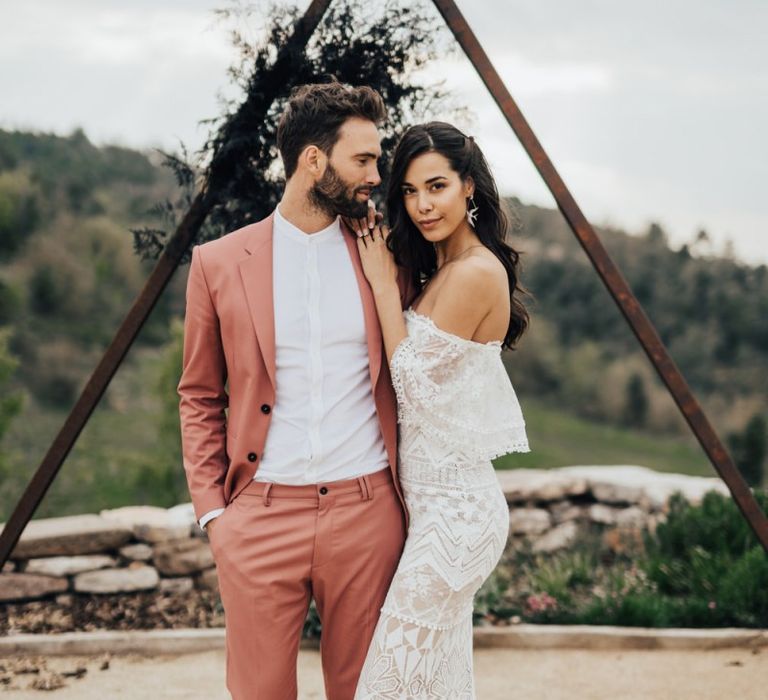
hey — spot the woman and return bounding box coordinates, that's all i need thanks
[347,121,532,699]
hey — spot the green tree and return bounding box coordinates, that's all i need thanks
[0,277,20,325]
[622,372,649,428]
[0,329,24,509]
[727,413,767,487]
[0,173,40,259]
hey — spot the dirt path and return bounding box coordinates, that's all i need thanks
[1,647,764,698]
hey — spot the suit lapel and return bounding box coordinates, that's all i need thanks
[237,210,383,395]
[340,217,383,392]
[238,212,276,391]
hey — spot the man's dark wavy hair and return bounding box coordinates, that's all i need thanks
[276,79,387,179]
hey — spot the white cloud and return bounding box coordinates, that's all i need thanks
[413,53,613,98]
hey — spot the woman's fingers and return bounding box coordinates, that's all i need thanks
[352,218,366,240]
[358,224,370,247]
[344,215,364,237]
[350,215,389,249]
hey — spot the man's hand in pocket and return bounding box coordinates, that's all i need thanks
[205,518,219,538]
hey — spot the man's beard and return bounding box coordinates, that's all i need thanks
[308,161,370,219]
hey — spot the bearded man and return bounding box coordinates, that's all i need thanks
[177,81,413,700]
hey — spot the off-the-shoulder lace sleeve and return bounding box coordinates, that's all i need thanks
[390,312,530,461]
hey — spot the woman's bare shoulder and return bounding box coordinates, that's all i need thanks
[443,250,507,302]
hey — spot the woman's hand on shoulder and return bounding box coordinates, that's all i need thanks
[345,214,399,294]
[429,257,504,341]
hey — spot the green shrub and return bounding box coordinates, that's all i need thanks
[576,590,730,628]
[717,546,768,627]
[728,413,767,488]
[473,568,512,623]
[639,489,768,627]
[524,549,597,608]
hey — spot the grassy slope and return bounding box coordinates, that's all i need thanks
[3,348,718,521]
[493,396,714,477]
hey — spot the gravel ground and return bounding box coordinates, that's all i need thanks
[0,647,765,699]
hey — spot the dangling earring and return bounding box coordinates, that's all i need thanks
[466,194,479,228]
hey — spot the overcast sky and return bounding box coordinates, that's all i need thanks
[1,0,766,265]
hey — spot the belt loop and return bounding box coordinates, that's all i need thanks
[357,476,368,501]
[262,482,273,507]
[363,474,373,501]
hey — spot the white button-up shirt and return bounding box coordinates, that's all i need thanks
[198,204,389,529]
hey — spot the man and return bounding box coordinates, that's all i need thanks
[177,81,413,700]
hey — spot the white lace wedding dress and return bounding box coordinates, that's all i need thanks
[354,308,530,699]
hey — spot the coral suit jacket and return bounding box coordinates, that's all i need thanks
[177,209,414,529]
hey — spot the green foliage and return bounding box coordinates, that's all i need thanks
[727,413,767,487]
[473,568,512,623]
[643,490,767,589]
[0,277,20,325]
[584,490,768,627]
[636,490,768,626]
[479,490,768,628]
[0,329,23,440]
[576,591,722,628]
[718,546,768,626]
[122,320,189,509]
[0,330,24,508]
[0,128,155,216]
[303,600,322,640]
[28,264,62,315]
[154,318,184,472]
[515,204,768,425]
[0,171,40,259]
[622,372,648,428]
[523,549,597,609]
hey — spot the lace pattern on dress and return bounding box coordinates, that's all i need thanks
[390,309,530,464]
[354,309,529,700]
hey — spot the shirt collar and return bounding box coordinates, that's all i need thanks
[275,203,341,244]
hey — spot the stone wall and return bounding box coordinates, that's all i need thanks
[1,465,729,607]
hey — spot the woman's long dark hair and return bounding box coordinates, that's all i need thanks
[386,121,531,350]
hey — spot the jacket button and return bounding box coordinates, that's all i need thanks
[260,404,271,414]
[319,486,328,495]
[247,452,258,462]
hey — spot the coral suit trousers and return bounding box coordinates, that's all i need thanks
[207,465,406,700]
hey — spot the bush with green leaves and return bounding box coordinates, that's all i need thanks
[467,490,768,629]
[639,489,768,627]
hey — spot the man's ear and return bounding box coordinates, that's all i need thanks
[301,145,326,178]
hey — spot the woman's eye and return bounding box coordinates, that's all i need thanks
[402,184,443,195]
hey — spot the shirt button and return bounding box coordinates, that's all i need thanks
[260,404,271,414]
[247,452,258,462]
[319,486,328,495]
